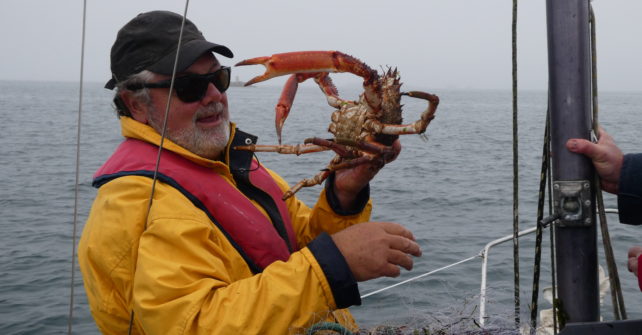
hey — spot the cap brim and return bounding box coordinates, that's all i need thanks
[147,40,234,76]
[105,78,117,89]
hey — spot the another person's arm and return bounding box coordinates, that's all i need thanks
[567,127,642,292]
[566,127,623,194]
[566,127,642,225]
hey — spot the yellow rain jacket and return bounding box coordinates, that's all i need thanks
[78,117,372,334]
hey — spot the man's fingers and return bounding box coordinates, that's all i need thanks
[379,222,416,241]
[389,139,402,162]
[381,263,402,278]
[566,138,600,158]
[628,246,642,258]
[627,246,642,274]
[628,257,637,273]
[597,126,607,141]
[388,235,422,257]
[388,249,414,271]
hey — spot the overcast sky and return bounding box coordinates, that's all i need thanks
[1,0,641,91]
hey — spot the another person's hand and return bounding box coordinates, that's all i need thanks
[331,221,421,281]
[628,246,642,277]
[333,139,402,210]
[566,127,624,194]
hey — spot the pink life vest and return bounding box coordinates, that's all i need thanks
[93,136,298,273]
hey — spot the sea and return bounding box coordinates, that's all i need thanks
[1,80,641,334]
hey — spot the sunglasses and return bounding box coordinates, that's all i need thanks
[127,66,231,102]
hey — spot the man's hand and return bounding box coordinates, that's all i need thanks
[331,221,422,282]
[333,139,402,210]
[566,127,624,194]
[628,246,642,277]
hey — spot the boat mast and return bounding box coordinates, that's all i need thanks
[546,0,599,324]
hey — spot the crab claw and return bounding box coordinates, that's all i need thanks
[275,85,293,144]
[235,51,377,144]
[235,51,378,86]
[274,73,322,144]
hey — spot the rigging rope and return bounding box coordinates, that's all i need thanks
[589,5,627,321]
[529,108,552,334]
[549,171,558,334]
[68,1,87,334]
[511,0,521,328]
[360,255,480,299]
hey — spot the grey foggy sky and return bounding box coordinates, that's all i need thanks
[1,0,641,91]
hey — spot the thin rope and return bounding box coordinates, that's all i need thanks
[589,5,627,321]
[548,138,558,334]
[511,0,520,328]
[360,255,480,299]
[128,2,191,333]
[529,108,551,334]
[68,1,87,334]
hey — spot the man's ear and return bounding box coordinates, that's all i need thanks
[120,91,149,123]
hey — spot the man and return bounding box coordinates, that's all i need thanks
[566,128,642,290]
[78,10,421,335]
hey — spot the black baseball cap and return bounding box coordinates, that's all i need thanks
[105,10,233,89]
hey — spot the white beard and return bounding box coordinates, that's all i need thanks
[147,102,230,160]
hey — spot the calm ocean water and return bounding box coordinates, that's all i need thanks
[1,80,641,334]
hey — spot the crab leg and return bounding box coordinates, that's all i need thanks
[303,137,354,158]
[274,72,340,144]
[365,91,440,136]
[283,169,333,200]
[234,143,330,155]
[329,154,384,171]
[336,137,398,163]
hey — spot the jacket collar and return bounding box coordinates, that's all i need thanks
[119,116,246,172]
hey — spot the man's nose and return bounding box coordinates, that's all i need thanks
[201,82,223,104]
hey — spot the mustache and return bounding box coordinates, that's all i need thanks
[195,102,225,119]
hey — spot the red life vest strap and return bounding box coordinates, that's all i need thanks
[94,136,297,273]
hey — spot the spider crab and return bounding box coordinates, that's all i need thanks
[235,51,439,199]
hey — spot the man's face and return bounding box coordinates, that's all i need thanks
[145,53,230,160]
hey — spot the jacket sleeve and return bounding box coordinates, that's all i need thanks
[259,169,368,310]
[264,168,373,247]
[618,153,642,225]
[133,197,359,335]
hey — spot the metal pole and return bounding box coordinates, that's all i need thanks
[545,0,599,325]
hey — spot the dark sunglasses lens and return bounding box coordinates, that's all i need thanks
[211,68,230,93]
[173,68,231,102]
[175,76,209,102]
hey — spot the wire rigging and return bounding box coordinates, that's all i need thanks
[589,5,627,321]
[128,1,192,333]
[145,0,191,228]
[68,1,87,334]
[511,0,521,328]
